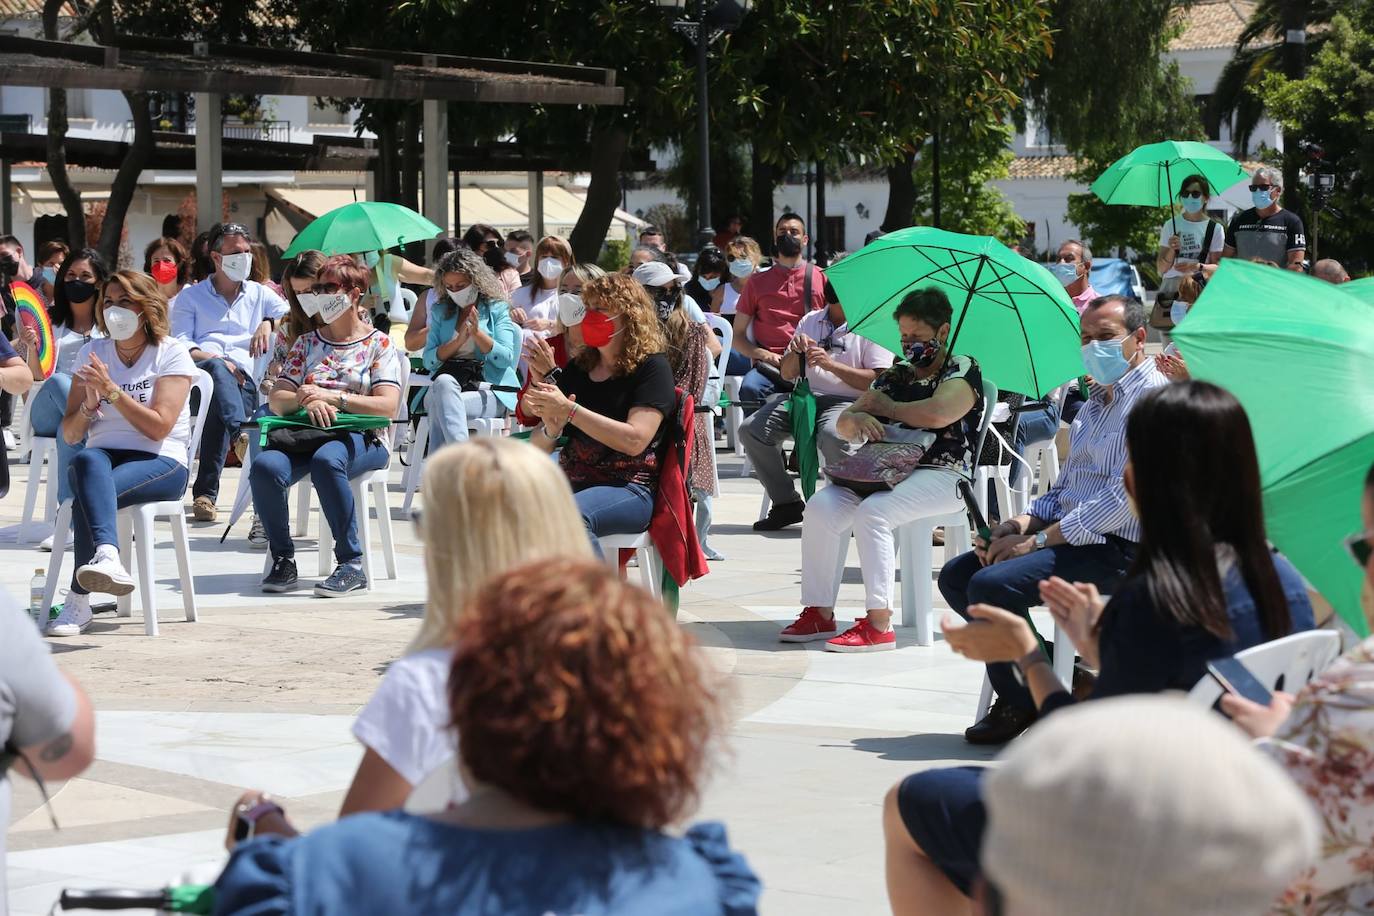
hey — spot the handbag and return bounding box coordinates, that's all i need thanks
[1151,219,1219,330]
[431,357,485,392]
[824,427,936,495]
[255,411,392,455]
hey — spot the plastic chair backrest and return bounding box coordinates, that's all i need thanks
[185,368,214,464]
[1188,630,1343,707]
[393,349,411,423]
[702,312,732,408]
[971,377,998,470]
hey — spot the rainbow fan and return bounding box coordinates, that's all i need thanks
[10,281,55,379]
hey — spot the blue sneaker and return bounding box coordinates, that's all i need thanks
[315,563,367,598]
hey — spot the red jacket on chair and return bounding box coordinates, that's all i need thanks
[651,389,709,587]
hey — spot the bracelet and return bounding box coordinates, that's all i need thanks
[566,403,579,425]
[1015,648,1049,675]
[80,403,102,420]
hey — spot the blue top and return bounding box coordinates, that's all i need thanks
[422,296,522,411]
[213,811,760,916]
[171,276,289,376]
[1040,550,1315,716]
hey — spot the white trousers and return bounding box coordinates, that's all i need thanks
[800,468,965,610]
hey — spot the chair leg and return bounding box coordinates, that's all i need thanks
[636,547,658,596]
[20,440,51,540]
[1052,621,1075,689]
[293,481,312,537]
[170,513,197,623]
[117,512,135,618]
[354,478,373,590]
[909,521,936,646]
[402,418,429,513]
[975,673,994,720]
[132,509,158,637]
[43,502,72,616]
[374,477,397,580]
[318,510,334,578]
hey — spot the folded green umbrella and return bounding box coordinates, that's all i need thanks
[253,410,391,447]
[282,201,442,258]
[1172,259,1374,635]
[789,371,820,500]
[1090,140,1250,236]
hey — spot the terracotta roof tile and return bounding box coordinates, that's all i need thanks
[1169,0,1258,52]
[1007,156,1080,180]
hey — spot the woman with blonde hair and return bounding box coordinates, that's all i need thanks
[47,270,198,636]
[723,235,763,317]
[522,272,677,554]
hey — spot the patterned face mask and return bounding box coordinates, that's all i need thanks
[903,337,941,368]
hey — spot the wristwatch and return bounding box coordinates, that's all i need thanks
[1011,647,1049,687]
[104,387,122,404]
[233,795,285,844]
[1033,530,1048,551]
[339,391,349,412]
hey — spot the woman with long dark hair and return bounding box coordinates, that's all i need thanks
[462,223,520,296]
[881,380,1316,916]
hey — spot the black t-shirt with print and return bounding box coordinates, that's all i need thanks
[1224,207,1306,264]
[557,352,677,489]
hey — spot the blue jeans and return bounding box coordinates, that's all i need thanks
[28,372,84,505]
[67,448,188,595]
[249,432,390,565]
[425,378,505,451]
[739,367,791,414]
[937,539,1135,711]
[193,357,256,503]
[574,482,654,559]
[725,349,752,376]
[1011,403,1061,490]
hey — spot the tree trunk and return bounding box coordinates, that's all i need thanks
[401,105,420,213]
[96,91,154,264]
[1280,0,1306,209]
[43,0,85,247]
[880,148,916,232]
[748,143,780,241]
[374,117,399,205]
[569,124,627,263]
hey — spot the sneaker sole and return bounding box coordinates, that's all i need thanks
[47,621,92,637]
[779,631,839,643]
[76,567,135,597]
[248,540,269,551]
[261,581,299,593]
[314,584,366,598]
[823,640,896,653]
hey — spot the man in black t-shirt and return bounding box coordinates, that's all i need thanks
[1221,167,1306,270]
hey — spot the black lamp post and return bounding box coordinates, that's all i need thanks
[656,0,753,249]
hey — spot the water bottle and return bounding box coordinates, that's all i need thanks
[29,567,46,630]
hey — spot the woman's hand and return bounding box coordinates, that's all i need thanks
[18,323,39,354]
[836,410,884,443]
[940,605,1039,663]
[852,387,895,418]
[524,317,557,334]
[305,400,337,428]
[1038,577,1105,657]
[1155,352,1190,382]
[296,383,330,406]
[508,306,528,326]
[249,321,273,358]
[75,353,117,401]
[224,790,298,852]
[80,376,102,412]
[524,336,558,378]
[1220,691,1295,740]
[524,382,573,424]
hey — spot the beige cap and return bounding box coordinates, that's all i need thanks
[983,695,1318,916]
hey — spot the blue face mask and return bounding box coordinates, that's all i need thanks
[699,275,721,291]
[1251,188,1274,210]
[1081,337,1132,386]
[728,259,753,279]
[363,251,381,269]
[1048,262,1079,287]
[1180,196,1205,214]
[40,266,57,285]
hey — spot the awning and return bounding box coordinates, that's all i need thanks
[18,185,112,217]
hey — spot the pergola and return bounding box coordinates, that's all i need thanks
[0,34,624,238]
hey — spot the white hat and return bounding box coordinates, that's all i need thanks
[557,292,586,327]
[983,695,1318,916]
[631,261,677,288]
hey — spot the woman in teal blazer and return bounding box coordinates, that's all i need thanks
[422,248,522,450]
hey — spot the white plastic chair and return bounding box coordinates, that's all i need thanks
[702,312,732,423]
[42,369,215,636]
[1017,384,1070,507]
[401,376,507,513]
[1188,630,1343,708]
[19,378,58,542]
[598,531,663,599]
[972,621,1079,722]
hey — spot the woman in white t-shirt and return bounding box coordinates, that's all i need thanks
[46,270,198,637]
[1155,172,1224,302]
[509,235,573,333]
[722,235,763,318]
[342,437,594,814]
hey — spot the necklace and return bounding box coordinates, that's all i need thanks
[115,339,147,367]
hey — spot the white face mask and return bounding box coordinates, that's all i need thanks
[296,292,323,317]
[537,257,564,281]
[219,252,251,283]
[504,250,521,268]
[103,305,142,341]
[449,285,479,308]
[317,292,353,324]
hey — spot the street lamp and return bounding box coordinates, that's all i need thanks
[656,0,753,249]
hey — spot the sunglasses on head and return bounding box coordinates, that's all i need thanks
[1345,530,1373,570]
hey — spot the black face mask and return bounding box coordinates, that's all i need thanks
[775,233,803,258]
[64,279,97,303]
[654,286,678,322]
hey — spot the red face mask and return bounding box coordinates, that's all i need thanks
[581,309,619,348]
[151,261,179,285]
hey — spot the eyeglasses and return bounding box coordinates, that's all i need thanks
[1179,190,1205,199]
[1344,530,1373,570]
[308,282,343,295]
[1247,184,1273,193]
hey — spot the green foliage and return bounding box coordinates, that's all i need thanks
[911,124,1025,244]
[640,203,694,253]
[1259,6,1374,267]
[597,238,631,273]
[1064,192,1168,264]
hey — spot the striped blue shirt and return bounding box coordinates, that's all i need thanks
[1029,358,1169,545]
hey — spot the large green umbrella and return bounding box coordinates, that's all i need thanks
[1091,140,1250,236]
[789,368,819,499]
[1172,259,1374,635]
[827,227,1081,399]
[1343,277,1374,305]
[282,201,442,258]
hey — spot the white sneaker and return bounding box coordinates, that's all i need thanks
[39,529,74,552]
[247,515,268,550]
[75,545,135,596]
[1,428,16,450]
[48,594,92,637]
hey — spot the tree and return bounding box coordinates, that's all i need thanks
[1260,5,1374,270]
[910,124,1025,243]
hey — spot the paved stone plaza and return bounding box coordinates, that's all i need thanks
[1,449,1019,915]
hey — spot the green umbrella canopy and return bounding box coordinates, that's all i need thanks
[827,227,1082,399]
[1172,259,1374,634]
[1090,140,1250,210]
[282,201,442,258]
[1343,277,1374,305]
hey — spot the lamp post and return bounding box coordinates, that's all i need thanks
[656,0,753,249]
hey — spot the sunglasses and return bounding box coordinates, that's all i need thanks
[1248,184,1273,193]
[1345,530,1373,570]
[308,282,344,295]
[1179,190,1205,199]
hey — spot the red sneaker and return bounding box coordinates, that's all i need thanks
[779,607,838,643]
[824,617,896,653]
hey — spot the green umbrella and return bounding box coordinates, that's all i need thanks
[282,201,442,258]
[1343,277,1374,305]
[1091,140,1250,236]
[1172,259,1374,635]
[827,227,1081,399]
[789,369,820,499]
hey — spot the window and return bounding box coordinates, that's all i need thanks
[1027,111,1053,149]
[1196,95,1223,142]
[822,215,846,253]
[308,98,350,126]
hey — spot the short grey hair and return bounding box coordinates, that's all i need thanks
[432,248,507,315]
[210,222,252,252]
[1061,239,1093,263]
[1253,166,1282,188]
[1086,294,1145,332]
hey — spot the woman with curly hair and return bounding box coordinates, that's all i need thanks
[522,273,677,554]
[216,559,760,914]
[422,248,521,452]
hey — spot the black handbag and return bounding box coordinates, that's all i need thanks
[432,358,485,391]
[264,425,355,455]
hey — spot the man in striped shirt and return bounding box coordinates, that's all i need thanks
[938,295,1168,745]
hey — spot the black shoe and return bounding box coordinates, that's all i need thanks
[261,556,298,593]
[315,563,368,597]
[964,698,1037,745]
[753,500,805,531]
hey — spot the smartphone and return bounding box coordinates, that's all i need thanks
[1206,656,1272,707]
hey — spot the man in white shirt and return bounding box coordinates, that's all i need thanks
[171,223,288,521]
[746,280,894,530]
